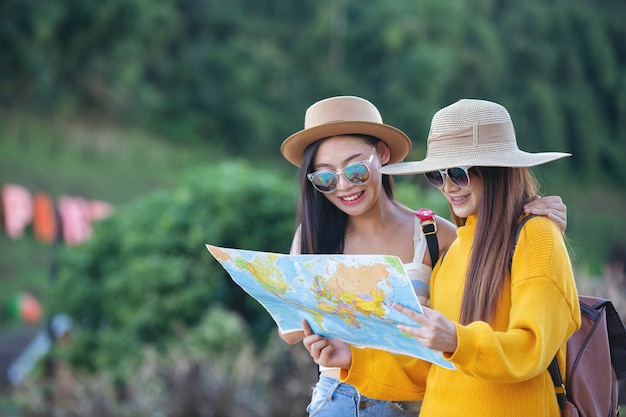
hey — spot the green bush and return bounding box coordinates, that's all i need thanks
[51,160,298,375]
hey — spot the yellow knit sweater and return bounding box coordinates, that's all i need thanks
[341,215,580,416]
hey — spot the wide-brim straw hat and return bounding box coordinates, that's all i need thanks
[381,99,571,176]
[281,96,412,167]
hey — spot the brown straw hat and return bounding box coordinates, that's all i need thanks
[381,99,571,175]
[281,96,412,167]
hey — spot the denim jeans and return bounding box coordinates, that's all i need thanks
[307,375,422,417]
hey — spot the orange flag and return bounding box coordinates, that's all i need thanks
[33,192,58,243]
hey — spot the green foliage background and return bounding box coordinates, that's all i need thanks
[2,0,625,182]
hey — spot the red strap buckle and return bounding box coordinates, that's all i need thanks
[416,208,437,235]
[416,208,434,221]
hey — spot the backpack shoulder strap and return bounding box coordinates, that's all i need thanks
[594,297,626,379]
[547,358,567,409]
[416,208,439,266]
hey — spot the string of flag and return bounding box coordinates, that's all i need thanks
[1,183,113,246]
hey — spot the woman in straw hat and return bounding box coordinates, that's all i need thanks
[280,96,568,416]
[301,99,580,417]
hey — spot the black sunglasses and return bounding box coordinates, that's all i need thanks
[424,166,472,188]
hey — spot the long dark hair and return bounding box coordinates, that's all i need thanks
[452,166,538,325]
[295,135,395,254]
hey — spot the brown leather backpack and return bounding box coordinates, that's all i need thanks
[547,296,626,417]
[515,215,626,417]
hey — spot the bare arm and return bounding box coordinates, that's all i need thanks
[279,329,305,344]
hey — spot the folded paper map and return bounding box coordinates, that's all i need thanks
[206,244,455,370]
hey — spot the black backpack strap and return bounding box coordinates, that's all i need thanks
[601,299,626,379]
[547,358,567,410]
[416,209,439,266]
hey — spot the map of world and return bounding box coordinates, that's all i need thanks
[207,245,455,369]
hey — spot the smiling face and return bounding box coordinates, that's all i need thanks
[438,167,483,218]
[313,136,389,216]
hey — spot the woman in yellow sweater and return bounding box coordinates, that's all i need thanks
[302,98,581,416]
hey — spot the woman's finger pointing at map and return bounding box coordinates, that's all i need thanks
[393,302,428,324]
[394,304,459,353]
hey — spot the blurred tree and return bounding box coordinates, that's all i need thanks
[0,0,179,113]
[1,0,623,185]
[494,1,623,179]
[51,161,298,375]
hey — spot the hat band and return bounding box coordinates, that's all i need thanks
[428,121,516,150]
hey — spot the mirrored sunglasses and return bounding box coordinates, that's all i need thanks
[424,166,472,188]
[307,149,377,193]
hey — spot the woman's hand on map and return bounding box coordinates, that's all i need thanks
[393,304,458,354]
[302,320,352,368]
